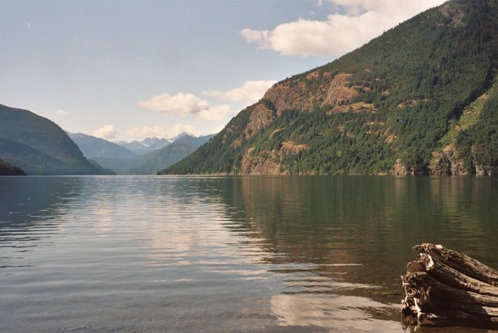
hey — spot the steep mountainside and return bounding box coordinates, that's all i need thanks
[68,132,136,159]
[0,158,25,175]
[163,0,498,176]
[0,104,111,175]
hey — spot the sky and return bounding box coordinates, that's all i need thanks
[0,0,445,142]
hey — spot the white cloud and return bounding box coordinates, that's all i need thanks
[212,123,228,134]
[121,124,201,141]
[138,92,236,121]
[168,124,201,137]
[121,126,171,140]
[55,109,70,116]
[92,125,117,140]
[241,0,446,57]
[196,105,235,121]
[203,80,277,104]
[138,93,210,117]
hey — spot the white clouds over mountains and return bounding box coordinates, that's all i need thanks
[92,124,201,141]
[118,79,277,141]
[138,80,276,121]
[241,0,446,57]
[122,124,200,140]
[92,124,117,140]
[138,92,234,121]
[138,93,210,118]
[55,109,70,116]
[203,80,276,104]
[118,1,446,142]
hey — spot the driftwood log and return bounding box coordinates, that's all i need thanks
[401,243,498,328]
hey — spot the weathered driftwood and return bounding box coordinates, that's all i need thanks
[402,243,498,328]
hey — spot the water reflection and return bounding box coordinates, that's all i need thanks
[0,176,82,253]
[1,176,497,332]
[271,294,398,331]
[0,176,81,224]
[215,176,498,330]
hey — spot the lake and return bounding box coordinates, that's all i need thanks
[0,175,497,332]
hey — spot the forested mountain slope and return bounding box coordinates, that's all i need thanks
[0,104,111,175]
[163,0,498,176]
[0,158,25,175]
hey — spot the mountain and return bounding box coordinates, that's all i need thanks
[68,132,136,159]
[0,104,111,175]
[117,137,171,155]
[95,134,213,175]
[163,0,498,176]
[169,132,190,142]
[117,140,146,153]
[145,137,171,152]
[141,137,170,148]
[132,134,215,174]
[96,134,213,174]
[0,158,25,175]
[93,152,153,175]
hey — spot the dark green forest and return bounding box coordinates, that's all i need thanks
[0,158,25,176]
[163,0,498,175]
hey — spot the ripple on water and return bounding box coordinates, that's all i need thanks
[0,176,496,332]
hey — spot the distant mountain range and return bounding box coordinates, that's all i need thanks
[0,104,112,175]
[68,132,137,159]
[163,0,498,176]
[0,104,211,176]
[117,137,171,155]
[70,132,214,174]
[129,134,215,174]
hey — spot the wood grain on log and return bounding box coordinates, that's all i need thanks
[414,243,498,285]
[402,243,498,328]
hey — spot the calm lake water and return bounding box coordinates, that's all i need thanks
[0,176,497,332]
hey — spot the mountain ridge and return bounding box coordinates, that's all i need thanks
[130,134,214,175]
[0,157,25,175]
[0,104,111,175]
[162,0,498,176]
[117,137,171,155]
[91,134,214,174]
[68,132,137,159]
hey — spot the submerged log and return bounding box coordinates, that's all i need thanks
[401,243,498,328]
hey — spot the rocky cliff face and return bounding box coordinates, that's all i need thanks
[428,145,468,176]
[163,0,498,176]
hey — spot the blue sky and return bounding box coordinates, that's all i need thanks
[0,0,444,141]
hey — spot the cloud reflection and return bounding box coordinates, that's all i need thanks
[271,294,399,331]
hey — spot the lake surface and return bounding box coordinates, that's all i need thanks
[0,176,497,332]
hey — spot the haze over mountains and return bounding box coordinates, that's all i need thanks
[125,134,215,175]
[0,104,111,175]
[70,132,213,175]
[0,102,213,175]
[2,0,498,177]
[68,133,137,160]
[162,0,498,176]
[117,137,171,155]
